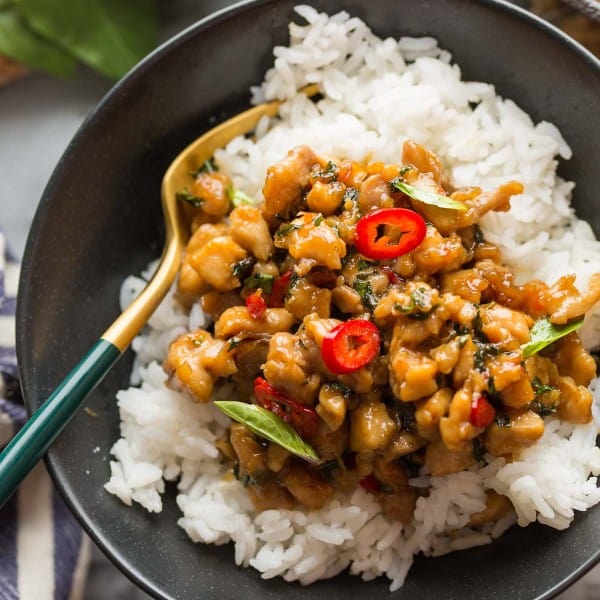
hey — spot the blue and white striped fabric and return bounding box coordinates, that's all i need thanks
[0,234,89,600]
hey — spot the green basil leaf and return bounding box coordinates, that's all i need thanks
[190,158,218,178]
[352,278,378,312]
[227,185,256,207]
[521,317,584,358]
[231,257,255,280]
[0,4,75,76]
[391,179,468,212]
[275,222,300,238]
[244,273,274,294]
[214,401,320,464]
[16,0,158,80]
[531,376,556,397]
[528,398,557,417]
[176,188,202,208]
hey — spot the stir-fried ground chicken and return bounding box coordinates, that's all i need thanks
[163,141,599,524]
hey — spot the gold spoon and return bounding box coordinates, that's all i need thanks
[0,85,317,507]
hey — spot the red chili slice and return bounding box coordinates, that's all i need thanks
[359,474,380,494]
[245,290,267,319]
[267,270,293,308]
[470,394,496,428]
[254,377,319,437]
[354,208,426,260]
[321,319,380,375]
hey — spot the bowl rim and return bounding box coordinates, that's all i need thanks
[16,0,600,599]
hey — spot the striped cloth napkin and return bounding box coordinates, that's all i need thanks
[0,234,89,600]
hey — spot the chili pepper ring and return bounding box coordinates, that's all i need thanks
[321,319,381,374]
[354,207,427,260]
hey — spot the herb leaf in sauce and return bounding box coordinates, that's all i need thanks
[487,376,501,402]
[176,188,202,208]
[353,278,378,312]
[326,382,354,399]
[231,257,255,280]
[494,414,511,427]
[227,185,256,207]
[531,376,556,397]
[473,225,485,244]
[286,272,302,299]
[190,158,218,178]
[411,287,428,308]
[275,222,300,238]
[407,287,436,319]
[472,437,487,462]
[214,401,320,464]
[528,399,557,417]
[390,179,468,212]
[312,160,338,182]
[473,342,500,371]
[528,377,558,416]
[521,317,584,358]
[472,308,488,342]
[357,258,375,271]
[244,273,275,294]
[227,337,242,351]
[343,186,359,205]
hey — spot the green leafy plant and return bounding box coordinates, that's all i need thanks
[0,0,158,80]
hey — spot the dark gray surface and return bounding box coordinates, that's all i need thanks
[0,2,598,598]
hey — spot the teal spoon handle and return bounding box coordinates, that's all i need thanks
[0,338,120,507]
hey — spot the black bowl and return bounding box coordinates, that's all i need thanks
[17,1,600,599]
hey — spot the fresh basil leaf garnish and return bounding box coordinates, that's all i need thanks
[521,317,584,358]
[213,401,320,464]
[390,179,467,212]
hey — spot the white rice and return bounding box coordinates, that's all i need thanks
[104,6,600,590]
